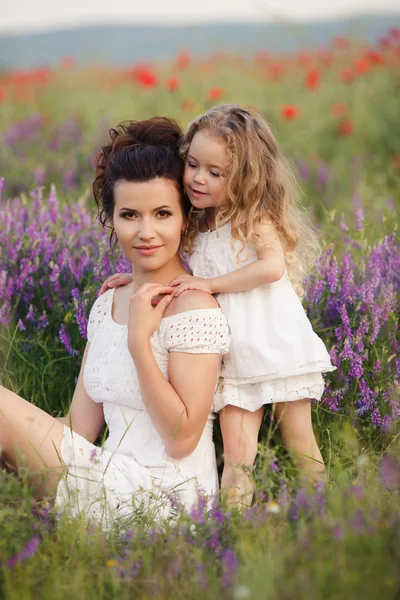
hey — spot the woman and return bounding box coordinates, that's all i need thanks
[0,117,230,530]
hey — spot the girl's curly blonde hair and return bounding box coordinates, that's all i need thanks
[180,104,320,297]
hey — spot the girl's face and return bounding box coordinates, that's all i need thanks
[183,130,229,210]
[113,178,186,274]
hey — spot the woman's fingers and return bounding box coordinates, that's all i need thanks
[155,293,173,316]
[138,284,175,298]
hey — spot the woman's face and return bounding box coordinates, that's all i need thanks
[113,178,186,273]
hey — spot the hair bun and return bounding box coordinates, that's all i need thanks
[110,117,183,154]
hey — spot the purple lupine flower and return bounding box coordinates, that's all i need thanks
[339,214,349,232]
[59,323,78,356]
[0,176,5,201]
[196,560,208,591]
[355,207,364,232]
[316,160,330,188]
[380,454,400,490]
[297,160,309,181]
[332,525,345,541]
[7,536,40,568]
[220,548,238,588]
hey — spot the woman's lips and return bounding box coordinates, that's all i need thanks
[134,246,162,256]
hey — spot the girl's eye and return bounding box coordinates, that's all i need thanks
[210,172,220,178]
[187,162,197,168]
[157,210,172,218]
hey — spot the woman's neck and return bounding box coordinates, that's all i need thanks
[131,255,188,292]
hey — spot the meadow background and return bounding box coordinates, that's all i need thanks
[0,27,400,599]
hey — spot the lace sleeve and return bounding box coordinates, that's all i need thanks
[163,309,230,355]
[86,289,112,343]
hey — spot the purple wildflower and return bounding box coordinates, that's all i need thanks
[7,536,40,568]
[220,548,238,588]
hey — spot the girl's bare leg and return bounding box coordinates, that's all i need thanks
[274,398,326,482]
[220,405,264,509]
[0,385,66,498]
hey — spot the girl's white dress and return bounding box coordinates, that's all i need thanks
[188,222,335,413]
[55,288,230,530]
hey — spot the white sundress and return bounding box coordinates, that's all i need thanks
[188,221,335,413]
[55,289,230,531]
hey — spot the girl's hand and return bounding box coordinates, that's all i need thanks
[98,273,133,296]
[169,275,213,297]
[128,284,174,355]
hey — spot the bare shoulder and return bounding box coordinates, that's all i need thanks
[166,290,219,317]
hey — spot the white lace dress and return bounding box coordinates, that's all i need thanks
[55,289,230,530]
[188,222,335,413]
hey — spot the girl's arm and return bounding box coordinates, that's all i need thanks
[128,285,221,459]
[171,219,286,295]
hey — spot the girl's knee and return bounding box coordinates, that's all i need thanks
[220,407,263,467]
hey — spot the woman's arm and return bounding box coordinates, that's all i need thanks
[129,289,220,459]
[171,219,286,296]
[57,344,105,443]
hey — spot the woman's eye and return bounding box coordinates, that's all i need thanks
[121,212,137,219]
[157,211,171,218]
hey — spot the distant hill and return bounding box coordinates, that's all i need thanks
[1,15,400,69]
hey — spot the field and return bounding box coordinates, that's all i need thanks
[1,30,400,599]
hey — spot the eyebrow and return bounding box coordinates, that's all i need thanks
[118,205,174,212]
[187,154,226,170]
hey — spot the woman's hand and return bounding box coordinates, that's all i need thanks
[98,273,133,296]
[169,275,213,297]
[128,283,174,356]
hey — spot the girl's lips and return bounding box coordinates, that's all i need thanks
[134,246,162,256]
[190,188,208,198]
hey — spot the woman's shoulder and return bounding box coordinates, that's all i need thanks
[165,290,219,317]
[86,288,114,342]
[160,291,230,355]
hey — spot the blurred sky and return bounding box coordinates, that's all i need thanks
[1,0,400,33]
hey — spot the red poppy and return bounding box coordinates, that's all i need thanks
[181,99,195,112]
[355,59,369,75]
[60,56,76,69]
[318,50,334,67]
[391,155,400,169]
[333,36,350,49]
[166,77,180,92]
[296,51,312,68]
[337,119,353,136]
[379,37,391,49]
[331,103,348,117]
[305,68,320,90]
[281,104,300,120]
[340,68,354,83]
[0,87,5,103]
[207,87,224,101]
[267,62,285,80]
[176,50,191,69]
[132,66,158,88]
[390,27,400,39]
[366,50,384,65]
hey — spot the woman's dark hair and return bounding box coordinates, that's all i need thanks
[93,117,190,244]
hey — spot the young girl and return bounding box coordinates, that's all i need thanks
[101,104,335,508]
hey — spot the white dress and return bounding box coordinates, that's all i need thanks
[55,288,230,530]
[188,222,335,413]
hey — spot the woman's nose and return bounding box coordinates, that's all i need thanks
[138,220,156,240]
